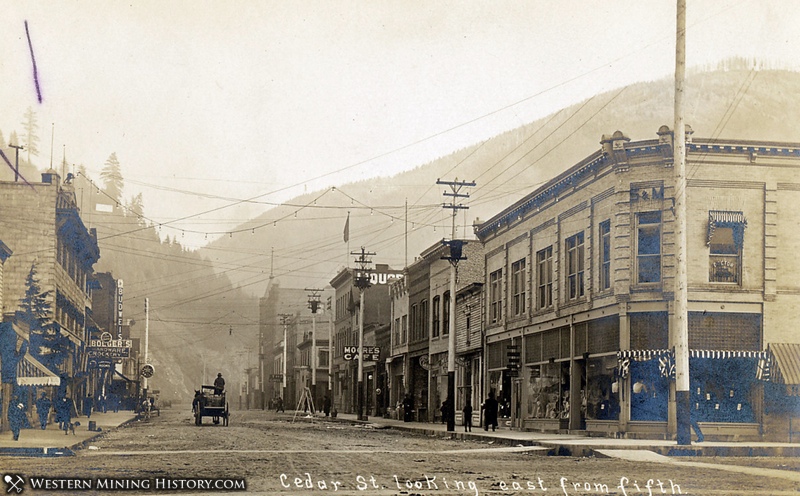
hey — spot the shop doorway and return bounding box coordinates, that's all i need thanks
[512,378,523,429]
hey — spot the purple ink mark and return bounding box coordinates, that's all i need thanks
[25,20,42,103]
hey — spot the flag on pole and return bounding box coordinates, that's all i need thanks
[343,212,350,243]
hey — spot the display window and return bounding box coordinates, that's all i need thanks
[585,356,620,420]
[525,362,570,419]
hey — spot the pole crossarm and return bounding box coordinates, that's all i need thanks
[437,178,475,432]
[305,288,324,314]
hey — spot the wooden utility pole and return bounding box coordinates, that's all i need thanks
[674,0,691,446]
[9,144,23,182]
[352,247,374,421]
[437,178,475,432]
[306,288,323,412]
[279,313,292,404]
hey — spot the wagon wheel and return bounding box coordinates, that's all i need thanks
[224,403,229,426]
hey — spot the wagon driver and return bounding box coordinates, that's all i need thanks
[214,373,225,395]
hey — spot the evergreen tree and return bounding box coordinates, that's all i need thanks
[100,152,124,206]
[8,131,19,147]
[128,192,145,225]
[21,106,39,165]
[19,263,67,371]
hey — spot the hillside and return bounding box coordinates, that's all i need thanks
[202,68,800,294]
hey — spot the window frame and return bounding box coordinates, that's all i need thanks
[432,295,441,338]
[536,246,553,310]
[566,232,585,300]
[489,268,503,324]
[708,226,742,284]
[599,220,611,291]
[511,258,526,316]
[636,211,662,284]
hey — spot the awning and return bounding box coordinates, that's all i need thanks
[617,349,768,380]
[768,343,800,396]
[707,210,747,246]
[112,368,137,383]
[16,353,61,386]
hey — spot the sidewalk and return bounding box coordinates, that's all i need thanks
[0,411,137,457]
[326,412,800,457]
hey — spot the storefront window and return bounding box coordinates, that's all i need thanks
[585,356,619,420]
[629,359,668,421]
[525,362,570,419]
[690,357,756,423]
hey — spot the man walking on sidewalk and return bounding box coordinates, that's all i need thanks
[8,401,26,441]
[482,391,499,432]
[36,392,52,429]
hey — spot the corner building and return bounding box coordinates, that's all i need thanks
[475,127,800,441]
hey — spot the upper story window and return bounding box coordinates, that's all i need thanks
[401,314,408,344]
[410,303,418,341]
[394,317,401,346]
[432,295,441,338]
[511,258,526,316]
[420,299,429,339]
[636,212,661,284]
[536,246,553,310]
[707,210,747,284]
[599,220,611,291]
[566,232,585,300]
[443,291,450,335]
[489,268,503,324]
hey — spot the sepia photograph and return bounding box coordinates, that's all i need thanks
[0,1,798,494]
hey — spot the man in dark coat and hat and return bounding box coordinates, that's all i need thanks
[8,400,26,441]
[481,390,499,432]
[214,373,225,395]
[36,392,52,429]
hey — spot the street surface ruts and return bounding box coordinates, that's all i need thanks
[1,409,798,495]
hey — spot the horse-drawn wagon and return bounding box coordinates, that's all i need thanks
[192,385,229,426]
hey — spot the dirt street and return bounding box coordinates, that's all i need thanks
[1,409,797,495]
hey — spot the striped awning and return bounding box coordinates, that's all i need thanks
[690,349,766,359]
[617,348,769,380]
[707,210,747,246]
[768,343,800,396]
[16,353,61,386]
[617,349,670,360]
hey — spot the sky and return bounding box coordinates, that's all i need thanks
[1,0,798,249]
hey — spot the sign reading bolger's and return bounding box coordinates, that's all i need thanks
[343,346,381,362]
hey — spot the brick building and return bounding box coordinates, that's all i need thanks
[330,264,400,416]
[475,127,800,441]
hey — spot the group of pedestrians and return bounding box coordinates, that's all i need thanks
[6,393,77,441]
[6,389,130,441]
[400,390,500,432]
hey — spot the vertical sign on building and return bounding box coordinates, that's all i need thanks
[116,279,124,340]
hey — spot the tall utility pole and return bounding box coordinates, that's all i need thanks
[9,144,23,182]
[352,247,374,421]
[673,0,691,445]
[327,296,334,395]
[306,288,323,412]
[279,313,292,405]
[437,178,475,432]
[144,298,150,395]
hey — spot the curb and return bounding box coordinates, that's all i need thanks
[72,416,140,453]
[0,415,139,457]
